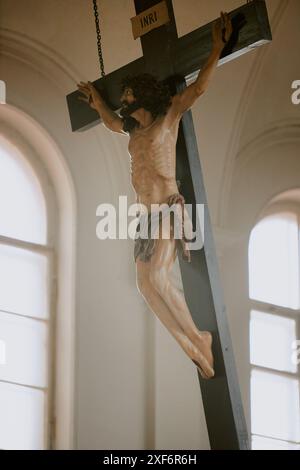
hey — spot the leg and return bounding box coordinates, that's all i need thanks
[136,213,214,378]
[136,259,200,362]
[148,222,203,339]
[148,234,214,378]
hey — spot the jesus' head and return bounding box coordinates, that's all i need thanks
[119,73,172,132]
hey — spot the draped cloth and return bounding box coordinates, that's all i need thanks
[134,193,193,263]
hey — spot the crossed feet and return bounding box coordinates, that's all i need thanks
[190,331,215,380]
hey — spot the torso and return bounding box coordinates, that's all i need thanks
[128,112,181,212]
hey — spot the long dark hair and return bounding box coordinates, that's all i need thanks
[120,73,172,132]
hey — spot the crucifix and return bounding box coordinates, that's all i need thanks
[67,0,271,450]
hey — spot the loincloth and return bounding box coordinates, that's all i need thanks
[134,193,193,263]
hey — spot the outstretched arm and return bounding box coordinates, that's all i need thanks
[77,81,127,134]
[171,11,232,115]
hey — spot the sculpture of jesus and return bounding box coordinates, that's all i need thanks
[78,12,232,379]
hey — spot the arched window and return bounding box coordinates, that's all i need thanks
[0,137,56,449]
[249,208,300,450]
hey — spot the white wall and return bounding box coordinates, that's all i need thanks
[1,0,299,449]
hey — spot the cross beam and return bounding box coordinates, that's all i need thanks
[67,0,272,449]
[66,0,271,132]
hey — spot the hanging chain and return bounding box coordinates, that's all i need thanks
[92,0,105,77]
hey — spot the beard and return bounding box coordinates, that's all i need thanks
[122,116,139,133]
[119,100,143,118]
[119,98,156,133]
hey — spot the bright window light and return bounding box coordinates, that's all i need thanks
[250,310,297,373]
[0,141,47,244]
[251,369,300,443]
[0,311,48,388]
[0,381,46,450]
[252,434,300,450]
[249,213,300,309]
[0,244,49,319]
[0,139,52,450]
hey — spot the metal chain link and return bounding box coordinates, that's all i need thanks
[92,0,105,77]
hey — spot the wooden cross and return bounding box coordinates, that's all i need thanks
[67,0,271,450]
